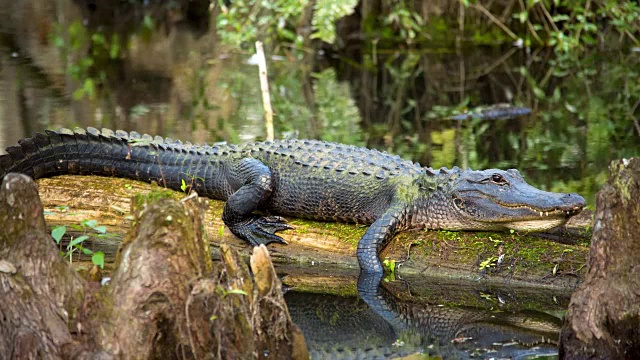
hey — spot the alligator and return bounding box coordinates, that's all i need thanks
[0,127,585,274]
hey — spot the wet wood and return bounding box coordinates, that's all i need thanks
[0,174,308,359]
[559,158,640,359]
[37,175,591,288]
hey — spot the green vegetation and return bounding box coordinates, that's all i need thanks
[133,188,179,209]
[51,219,115,269]
[382,258,397,281]
[215,0,640,51]
[216,0,358,47]
[312,69,364,145]
[52,20,125,100]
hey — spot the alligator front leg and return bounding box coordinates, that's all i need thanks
[222,158,292,246]
[357,204,407,274]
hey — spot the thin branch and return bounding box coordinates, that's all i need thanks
[538,2,559,33]
[470,2,519,41]
[255,41,275,141]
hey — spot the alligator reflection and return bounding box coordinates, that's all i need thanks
[286,271,561,359]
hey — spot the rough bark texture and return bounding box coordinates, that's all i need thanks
[0,174,85,359]
[95,197,213,358]
[186,244,308,360]
[559,158,640,359]
[0,174,308,359]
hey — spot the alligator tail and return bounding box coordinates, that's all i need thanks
[0,127,219,196]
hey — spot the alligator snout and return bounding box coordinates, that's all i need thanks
[560,192,586,209]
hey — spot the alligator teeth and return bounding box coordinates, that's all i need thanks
[539,211,543,217]
[545,211,549,216]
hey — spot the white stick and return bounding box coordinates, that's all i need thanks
[255,41,274,141]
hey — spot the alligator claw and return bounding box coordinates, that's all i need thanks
[231,215,292,246]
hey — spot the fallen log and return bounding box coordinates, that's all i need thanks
[0,173,308,359]
[559,158,640,358]
[37,175,592,288]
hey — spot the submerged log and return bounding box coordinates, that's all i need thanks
[0,174,308,359]
[559,158,640,359]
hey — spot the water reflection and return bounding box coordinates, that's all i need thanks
[285,271,563,359]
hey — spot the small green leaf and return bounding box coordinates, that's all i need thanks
[68,235,90,248]
[226,289,248,296]
[94,226,107,234]
[109,34,120,59]
[92,251,105,269]
[181,179,188,192]
[143,15,154,30]
[72,88,85,100]
[82,219,98,229]
[532,86,546,99]
[52,226,67,244]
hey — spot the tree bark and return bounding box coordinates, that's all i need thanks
[0,173,308,359]
[0,174,84,360]
[559,158,640,359]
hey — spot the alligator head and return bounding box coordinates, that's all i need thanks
[416,168,586,232]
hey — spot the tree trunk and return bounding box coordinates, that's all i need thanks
[0,173,308,359]
[0,174,84,359]
[559,158,640,359]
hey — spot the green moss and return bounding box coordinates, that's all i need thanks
[406,229,588,282]
[133,188,179,208]
[288,218,366,246]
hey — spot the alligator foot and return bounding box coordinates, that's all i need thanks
[230,215,293,246]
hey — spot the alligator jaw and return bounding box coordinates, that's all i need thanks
[503,218,572,232]
[477,201,585,231]
[496,203,584,231]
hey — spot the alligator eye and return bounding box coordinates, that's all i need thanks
[453,197,464,208]
[491,174,507,185]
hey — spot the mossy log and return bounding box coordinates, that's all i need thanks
[37,175,592,288]
[0,174,308,359]
[559,158,640,359]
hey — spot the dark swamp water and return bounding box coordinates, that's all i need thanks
[0,1,638,359]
